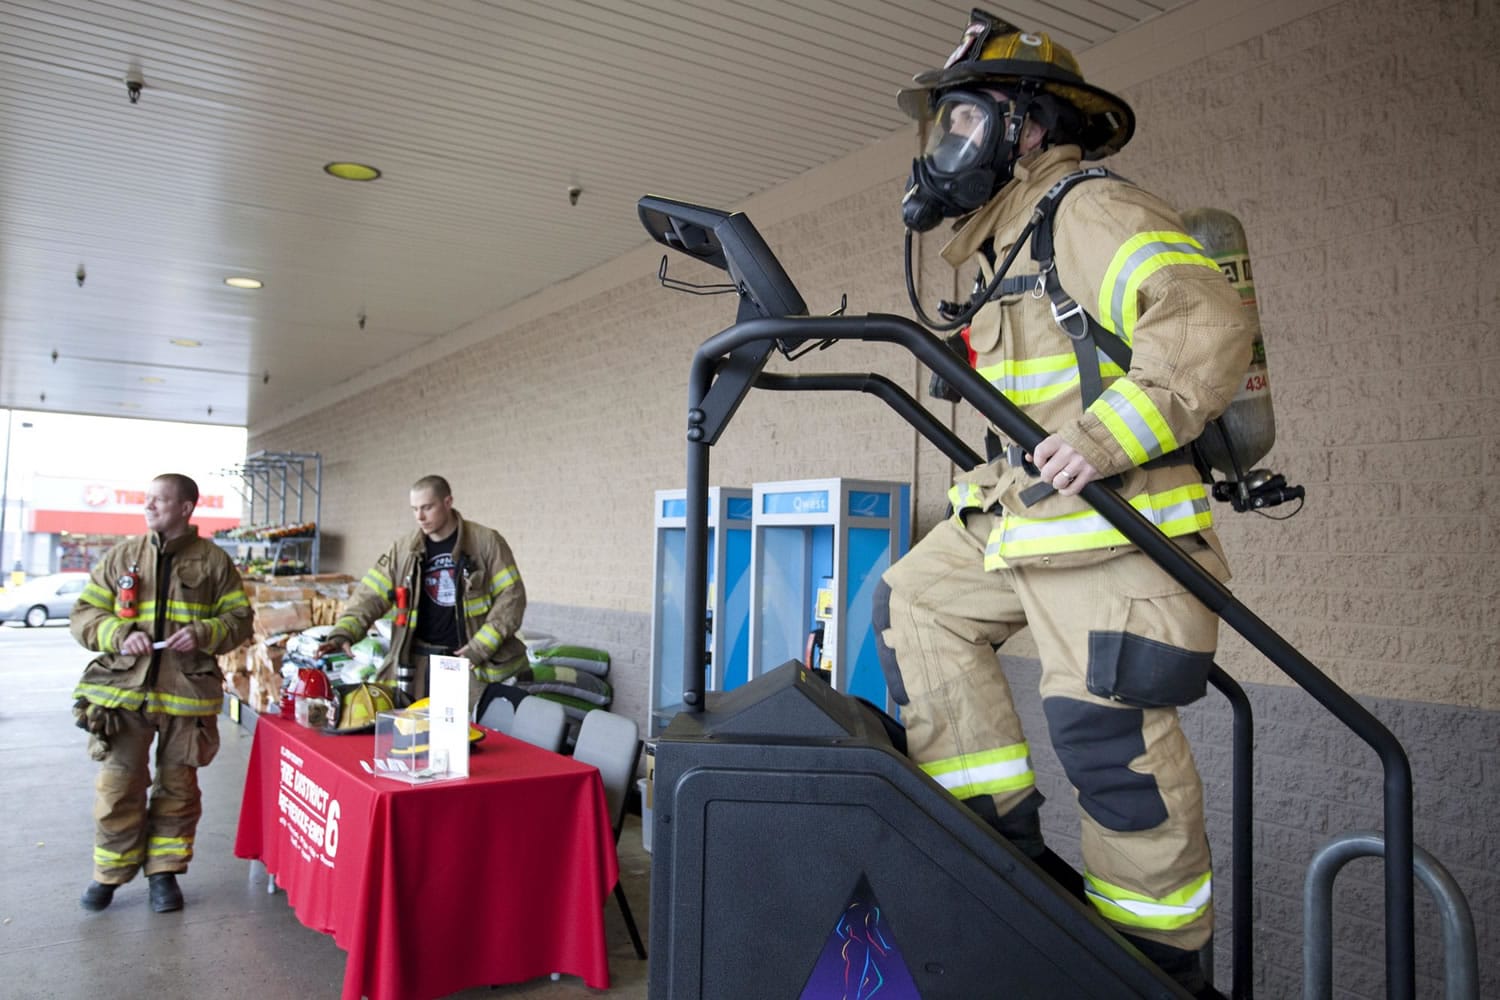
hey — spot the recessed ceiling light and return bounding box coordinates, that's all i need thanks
[118,401,141,410]
[324,162,381,181]
[224,276,263,289]
[170,338,202,348]
[140,376,166,384]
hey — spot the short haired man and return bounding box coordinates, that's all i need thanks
[71,473,254,913]
[319,476,527,707]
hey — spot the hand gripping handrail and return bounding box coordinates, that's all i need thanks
[680,312,1415,999]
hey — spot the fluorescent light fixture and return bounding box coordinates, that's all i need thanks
[140,376,166,384]
[324,162,381,181]
[224,276,263,289]
[170,338,202,348]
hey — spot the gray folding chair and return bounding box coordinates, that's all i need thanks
[510,695,567,753]
[476,696,515,734]
[571,709,647,959]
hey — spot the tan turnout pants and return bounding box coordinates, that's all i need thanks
[878,509,1226,950]
[92,709,219,884]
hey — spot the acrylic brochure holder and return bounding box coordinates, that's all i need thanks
[370,653,470,782]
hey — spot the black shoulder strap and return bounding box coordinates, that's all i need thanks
[1028,167,1131,406]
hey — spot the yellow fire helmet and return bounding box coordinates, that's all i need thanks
[896,8,1134,160]
[335,682,396,733]
[403,697,486,745]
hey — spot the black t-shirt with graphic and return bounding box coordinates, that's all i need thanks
[415,531,461,650]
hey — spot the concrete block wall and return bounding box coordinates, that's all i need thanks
[252,0,1498,995]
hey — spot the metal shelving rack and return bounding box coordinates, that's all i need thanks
[219,450,323,574]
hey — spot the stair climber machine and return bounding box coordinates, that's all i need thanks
[637,194,1456,1000]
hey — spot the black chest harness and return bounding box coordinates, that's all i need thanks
[964,167,1202,504]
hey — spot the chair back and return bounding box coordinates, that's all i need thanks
[477,696,515,734]
[510,695,568,753]
[571,709,641,833]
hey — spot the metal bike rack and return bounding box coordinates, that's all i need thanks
[1304,832,1477,1000]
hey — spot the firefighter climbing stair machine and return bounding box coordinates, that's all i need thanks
[637,193,1439,1000]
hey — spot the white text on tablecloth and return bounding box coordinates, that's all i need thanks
[277,744,342,867]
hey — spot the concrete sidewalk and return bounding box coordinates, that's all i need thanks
[0,624,652,999]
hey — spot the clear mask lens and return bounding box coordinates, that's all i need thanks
[923,92,1006,176]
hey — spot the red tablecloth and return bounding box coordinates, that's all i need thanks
[235,714,619,1000]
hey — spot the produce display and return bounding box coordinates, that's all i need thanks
[214,522,317,540]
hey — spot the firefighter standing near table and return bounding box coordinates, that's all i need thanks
[318,475,527,709]
[71,473,254,913]
[874,11,1254,998]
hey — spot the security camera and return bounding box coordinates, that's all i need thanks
[125,71,144,104]
[567,184,582,206]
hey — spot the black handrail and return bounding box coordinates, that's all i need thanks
[753,371,984,469]
[681,311,1414,1000]
[1208,665,1254,999]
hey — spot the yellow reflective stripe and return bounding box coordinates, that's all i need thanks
[1097,231,1217,341]
[361,567,395,600]
[97,617,128,653]
[473,659,526,683]
[1084,870,1213,930]
[73,683,218,715]
[94,845,144,865]
[81,582,114,609]
[463,596,492,616]
[471,623,501,655]
[975,352,1126,406]
[164,599,213,621]
[920,744,1034,799]
[201,619,226,648]
[214,589,249,613]
[1087,379,1178,465]
[144,691,221,715]
[334,615,365,636]
[489,566,519,596]
[984,484,1211,567]
[75,682,145,710]
[948,482,985,517]
[147,836,193,858]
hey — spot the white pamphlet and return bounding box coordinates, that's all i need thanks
[427,654,471,778]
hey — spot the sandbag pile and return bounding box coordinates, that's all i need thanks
[509,644,614,748]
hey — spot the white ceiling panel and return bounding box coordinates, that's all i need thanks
[0,0,1180,427]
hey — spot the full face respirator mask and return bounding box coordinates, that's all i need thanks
[901,89,1029,233]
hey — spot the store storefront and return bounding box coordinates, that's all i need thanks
[21,476,241,574]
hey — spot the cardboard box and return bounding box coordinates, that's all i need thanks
[252,600,313,638]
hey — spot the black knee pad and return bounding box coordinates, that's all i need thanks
[1042,697,1167,832]
[870,579,909,706]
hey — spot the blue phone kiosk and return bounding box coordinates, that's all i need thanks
[649,487,753,736]
[749,478,910,713]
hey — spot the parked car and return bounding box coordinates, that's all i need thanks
[0,572,91,627]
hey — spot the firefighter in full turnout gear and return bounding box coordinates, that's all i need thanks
[71,473,254,913]
[318,474,527,709]
[875,12,1253,998]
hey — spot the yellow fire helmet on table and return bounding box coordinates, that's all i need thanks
[335,682,397,733]
[402,697,486,745]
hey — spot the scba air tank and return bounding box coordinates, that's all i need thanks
[1180,207,1276,475]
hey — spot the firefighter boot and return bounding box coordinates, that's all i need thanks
[149,873,183,913]
[964,793,1085,901]
[80,881,117,911]
[1124,934,1227,999]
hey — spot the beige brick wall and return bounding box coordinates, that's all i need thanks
[254,0,1499,713]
